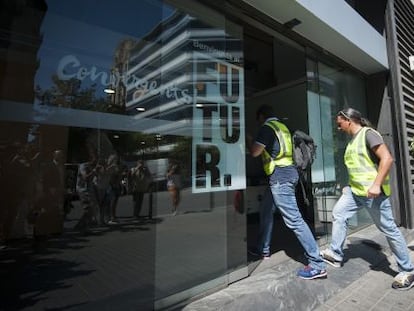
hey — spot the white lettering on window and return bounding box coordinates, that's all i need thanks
[56,54,191,105]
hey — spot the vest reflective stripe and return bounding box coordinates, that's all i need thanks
[261,120,293,175]
[344,127,391,196]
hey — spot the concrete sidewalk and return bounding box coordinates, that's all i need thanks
[182,225,414,311]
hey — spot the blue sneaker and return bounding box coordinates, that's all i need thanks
[297,265,327,280]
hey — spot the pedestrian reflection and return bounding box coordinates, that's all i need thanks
[166,161,182,216]
[129,160,153,219]
[74,146,99,233]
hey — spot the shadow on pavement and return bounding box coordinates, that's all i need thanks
[246,213,308,268]
[344,238,395,277]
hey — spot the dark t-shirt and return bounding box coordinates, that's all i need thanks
[255,118,298,185]
[365,128,383,164]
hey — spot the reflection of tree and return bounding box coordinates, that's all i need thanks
[169,137,191,179]
[112,133,191,168]
[35,75,121,113]
[172,137,191,163]
[112,132,152,156]
[108,132,169,158]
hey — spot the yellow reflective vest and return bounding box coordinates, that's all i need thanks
[261,120,294,176]
[344,127,391,196]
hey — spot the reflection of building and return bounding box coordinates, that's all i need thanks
[114,12,242,122]
[106,40,133,113]
[0,1,47,143]
[0,1,47,103]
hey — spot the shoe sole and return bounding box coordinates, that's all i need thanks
[298,271,328,280]
[320,252,342,268]
[392,281,414,291]
[322,258,342,268]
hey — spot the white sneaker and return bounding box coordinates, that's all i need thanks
[320,248,343,268]
[392,271,414,290]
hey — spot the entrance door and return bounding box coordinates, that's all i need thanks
[306,58,370,241]
[243,24,310,264]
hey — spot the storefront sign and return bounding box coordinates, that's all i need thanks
[56,55,191,105]
[410,56,414,71]
[192,52,246,193]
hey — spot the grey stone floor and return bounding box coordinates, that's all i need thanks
[183,225,414,311]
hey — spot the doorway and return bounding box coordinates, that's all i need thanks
[242,24,312,265]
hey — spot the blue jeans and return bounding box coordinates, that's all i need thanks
[259,181,326,270]
[330,186,413,272]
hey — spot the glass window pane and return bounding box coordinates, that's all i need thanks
[307,58,372,239]
[0,0,246,309]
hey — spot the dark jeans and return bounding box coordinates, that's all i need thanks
[133,192,144,217]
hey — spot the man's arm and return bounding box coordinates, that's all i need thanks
[368,143,393,198]
[248,124,275,159]
[246,133,265,158]
[250,142,265,158]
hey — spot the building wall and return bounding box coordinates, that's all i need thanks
[385,0,414,228]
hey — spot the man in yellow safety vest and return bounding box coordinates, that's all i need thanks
[248,104,327,280]
[320,107,414,290]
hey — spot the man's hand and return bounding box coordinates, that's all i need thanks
[367,184,381,198]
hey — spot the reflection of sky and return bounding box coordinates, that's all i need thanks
[35,0,174,92]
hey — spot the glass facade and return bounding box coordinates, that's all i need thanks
[307,58,372,242]
[0,1,371,310]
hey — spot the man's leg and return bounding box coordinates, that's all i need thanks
[135,192,144,217]
[326,186,360,262]
[366,195,414,272]
[258,187,275,256]
[361,195,414,290]
[270,181,325,271]
[132,192,138,217]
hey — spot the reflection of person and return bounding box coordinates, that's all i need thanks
[52,150,65,181]
[3,142,38,240]
[34,149,65,237]
[129,160,152,218]
[121,167,128,196]
[248,104,326,280]
[321,108,414,290]
[106,154,122,224]
[75,147,99,231]
[94,158,110,225]
[166,162,181,216]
